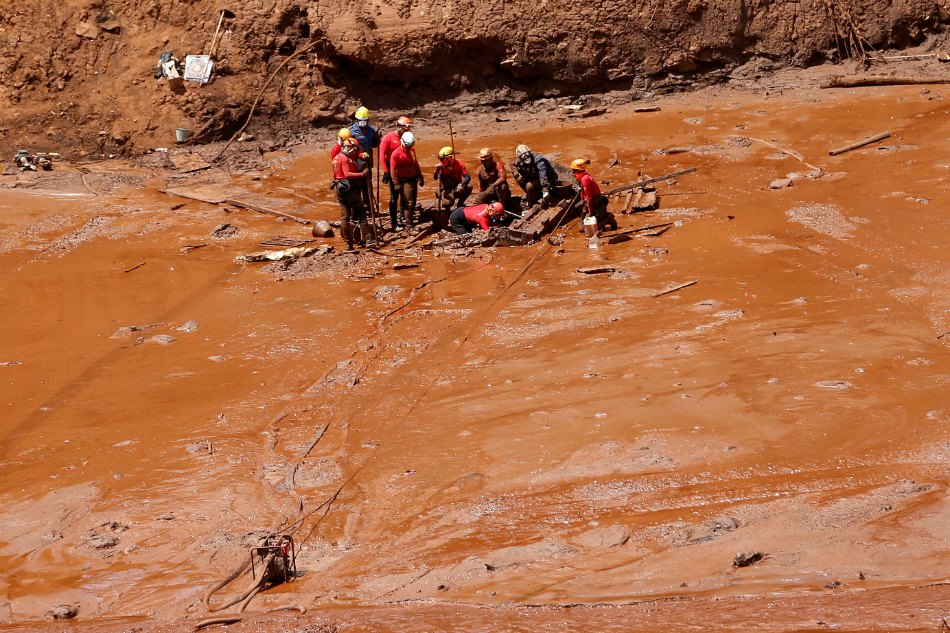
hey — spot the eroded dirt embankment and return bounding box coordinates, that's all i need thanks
[1,0,949,158]
[0,67,949,631]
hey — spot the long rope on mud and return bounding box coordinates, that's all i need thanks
[211,38,324,164]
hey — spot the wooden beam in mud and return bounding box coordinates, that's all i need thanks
[223,198,311,225]
[828,132,891,156]
[821,75,950,88]
[652,280,697,298]
[602,167,697,197]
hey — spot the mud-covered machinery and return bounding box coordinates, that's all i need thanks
[249,535,297,584]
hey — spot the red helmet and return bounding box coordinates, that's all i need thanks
[488,202,504,217]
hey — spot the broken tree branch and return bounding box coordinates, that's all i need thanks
[652,280,697,298]
[821,75,950,88]
[748,136,823,172]
[224,198,311,224]
[828,132,891,156]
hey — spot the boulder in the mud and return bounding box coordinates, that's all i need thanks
[733,551,764,567]
[49,604,78,620]
[87,532,118,549]
[312,220,334,238]
[769,178,794,189]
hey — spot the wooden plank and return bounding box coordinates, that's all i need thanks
[821,75,950,88]
[828,132,891,156]
[224,198,311,225]
[652,280,697,298]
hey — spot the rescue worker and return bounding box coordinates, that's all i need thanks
[348,106,380,211]
[330,127,353,160]
[434,147,472,211]
[511,144,559,207]
[472,147,511,208]
[389,132,425,228]
[571,158,617,231]
[332,138,377,250]
[380,116,413,231]
[449,201,506,235]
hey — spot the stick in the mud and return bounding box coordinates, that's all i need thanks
[124,261,146,273]
[821,75,950,88]
[223,198,311,225]
[602,167,698,197]
[652,280,698,298]
[828,131,890,156]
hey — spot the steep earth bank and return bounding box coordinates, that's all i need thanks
[1,0,948,157]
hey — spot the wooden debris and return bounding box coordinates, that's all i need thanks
[748,136,823,172]
[622,191,634,213]
[577,266,616,275]
[828,131,891,156]
[393,262,419,270]
[607,222,675,239]
[235,245,327,263]
[634,106,661,113]
[733,552,765,568]
[124,261,146,273]
[259,235,312,248]
[224,198,311,225]
[665,146,691,154]
[180,243,208,253]
[821,75,950,88]
[603,168,697,197]
[607,157,620,169]
[652,280,697,298]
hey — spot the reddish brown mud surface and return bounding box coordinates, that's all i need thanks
[1,70,949,631]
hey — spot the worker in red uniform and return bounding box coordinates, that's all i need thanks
[449,201,505,234]
[380,116,413,231]
[472,147,510,208]
[389,132,425,228]
[332,138,377,250]
[571,158,617,231]
[434,147,472,211]
[330,127,352,160]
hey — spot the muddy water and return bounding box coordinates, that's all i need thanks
[1,78,949,631]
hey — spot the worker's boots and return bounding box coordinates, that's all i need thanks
[341,222,355,251]
[360,220,377,248]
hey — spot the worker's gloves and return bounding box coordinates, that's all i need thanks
[419,175,425,188]
[382,172,392,185]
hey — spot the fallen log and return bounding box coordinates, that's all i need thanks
[224,198,311,225]
[821,75,950,88]
[603,168,697,197]
[828,132,891,156]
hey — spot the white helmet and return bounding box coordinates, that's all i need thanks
[401,131,415,147]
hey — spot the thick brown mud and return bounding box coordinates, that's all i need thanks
[1,70,949,631]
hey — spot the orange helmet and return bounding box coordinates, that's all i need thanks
[397,116,412,128]
[341,138,359,154]
[487,202,505,217]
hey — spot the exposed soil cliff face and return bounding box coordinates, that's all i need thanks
[0,0,948,154]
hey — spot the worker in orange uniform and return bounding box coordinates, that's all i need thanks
[434,147,472,211]
[332,139,377,250]
[380,116,413,231]
[449,201,505,234]
[472,147,511,208]
[389,132,425,228]
[571,159,617,231]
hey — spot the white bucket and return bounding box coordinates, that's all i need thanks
[583,215,599,237]
[175,128,193,142]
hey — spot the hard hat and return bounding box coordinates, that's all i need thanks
[438,146,454,159]
[515,144,531,158]
[355,106,371,120]
[342,138,359,153]
[571,158,588,172]
[401,131,415,147]
[478,147,493,160]
[397,116,412,128]
[488,202,505,217]
[338,127,352,140]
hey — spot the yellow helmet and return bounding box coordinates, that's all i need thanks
[355,106,371,120]
[338,127,352,140]
[438,146,455,159]
[571,158,588,172]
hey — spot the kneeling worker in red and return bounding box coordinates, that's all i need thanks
[449,201,505,234]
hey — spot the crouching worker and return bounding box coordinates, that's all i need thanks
[450,201,505,235]
[571,158,617,231]
[472,147,511,208]
[332,138,377,250]
[434,147,472,211]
